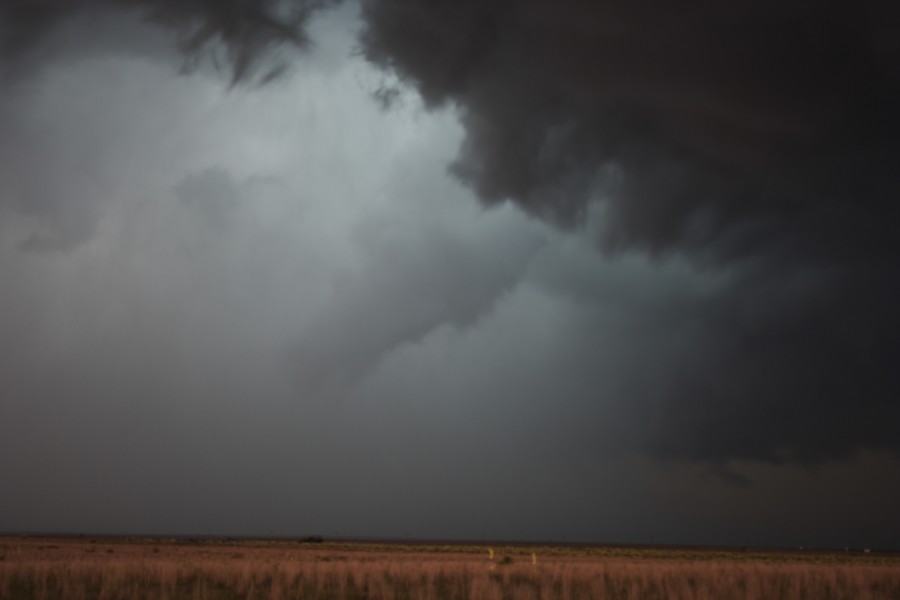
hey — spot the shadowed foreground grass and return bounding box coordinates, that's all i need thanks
[1,537,898,599]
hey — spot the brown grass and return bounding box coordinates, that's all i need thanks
[0,537,898,599]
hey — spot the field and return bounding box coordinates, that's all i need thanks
[1,536,898,599]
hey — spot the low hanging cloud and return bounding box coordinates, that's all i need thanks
[1,0,898,467]
[528,247,900,464]
[292,213,543,396]
[357,0,900,465]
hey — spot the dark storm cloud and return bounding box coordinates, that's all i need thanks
[359,0,900,257]
[647,265,900,464]
[1,0,899,547]
[3,1,898,254]
[358,0,900,463]
[528,248,900,465]
[1,0,897,468]
[0,0,338,85]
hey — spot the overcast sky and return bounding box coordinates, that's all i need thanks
[1,0,898,549]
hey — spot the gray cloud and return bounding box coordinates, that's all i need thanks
[174,167,245,229]
[1,0,898,548]
[290,146,544,395]
[2,0,897,466]
[0,47,230,251]
[524,238,900,464]
[356,0,900,464]
[360,1,900,256]
[0,0,339,85]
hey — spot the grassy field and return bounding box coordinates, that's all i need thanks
[1,536,898,599]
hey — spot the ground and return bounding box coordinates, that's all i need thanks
[1,536,898,599]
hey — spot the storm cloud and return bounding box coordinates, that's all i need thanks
[0,0,338,86]
[361,1,900,252]
[359,0,900,463]
[0,0,898,546]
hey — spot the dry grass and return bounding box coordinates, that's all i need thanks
[0,537,898,599]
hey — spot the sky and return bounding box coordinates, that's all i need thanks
[0,0,898,549]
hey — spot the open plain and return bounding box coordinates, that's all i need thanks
[1,536,898,599]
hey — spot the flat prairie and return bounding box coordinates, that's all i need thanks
[0,536,898,599]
